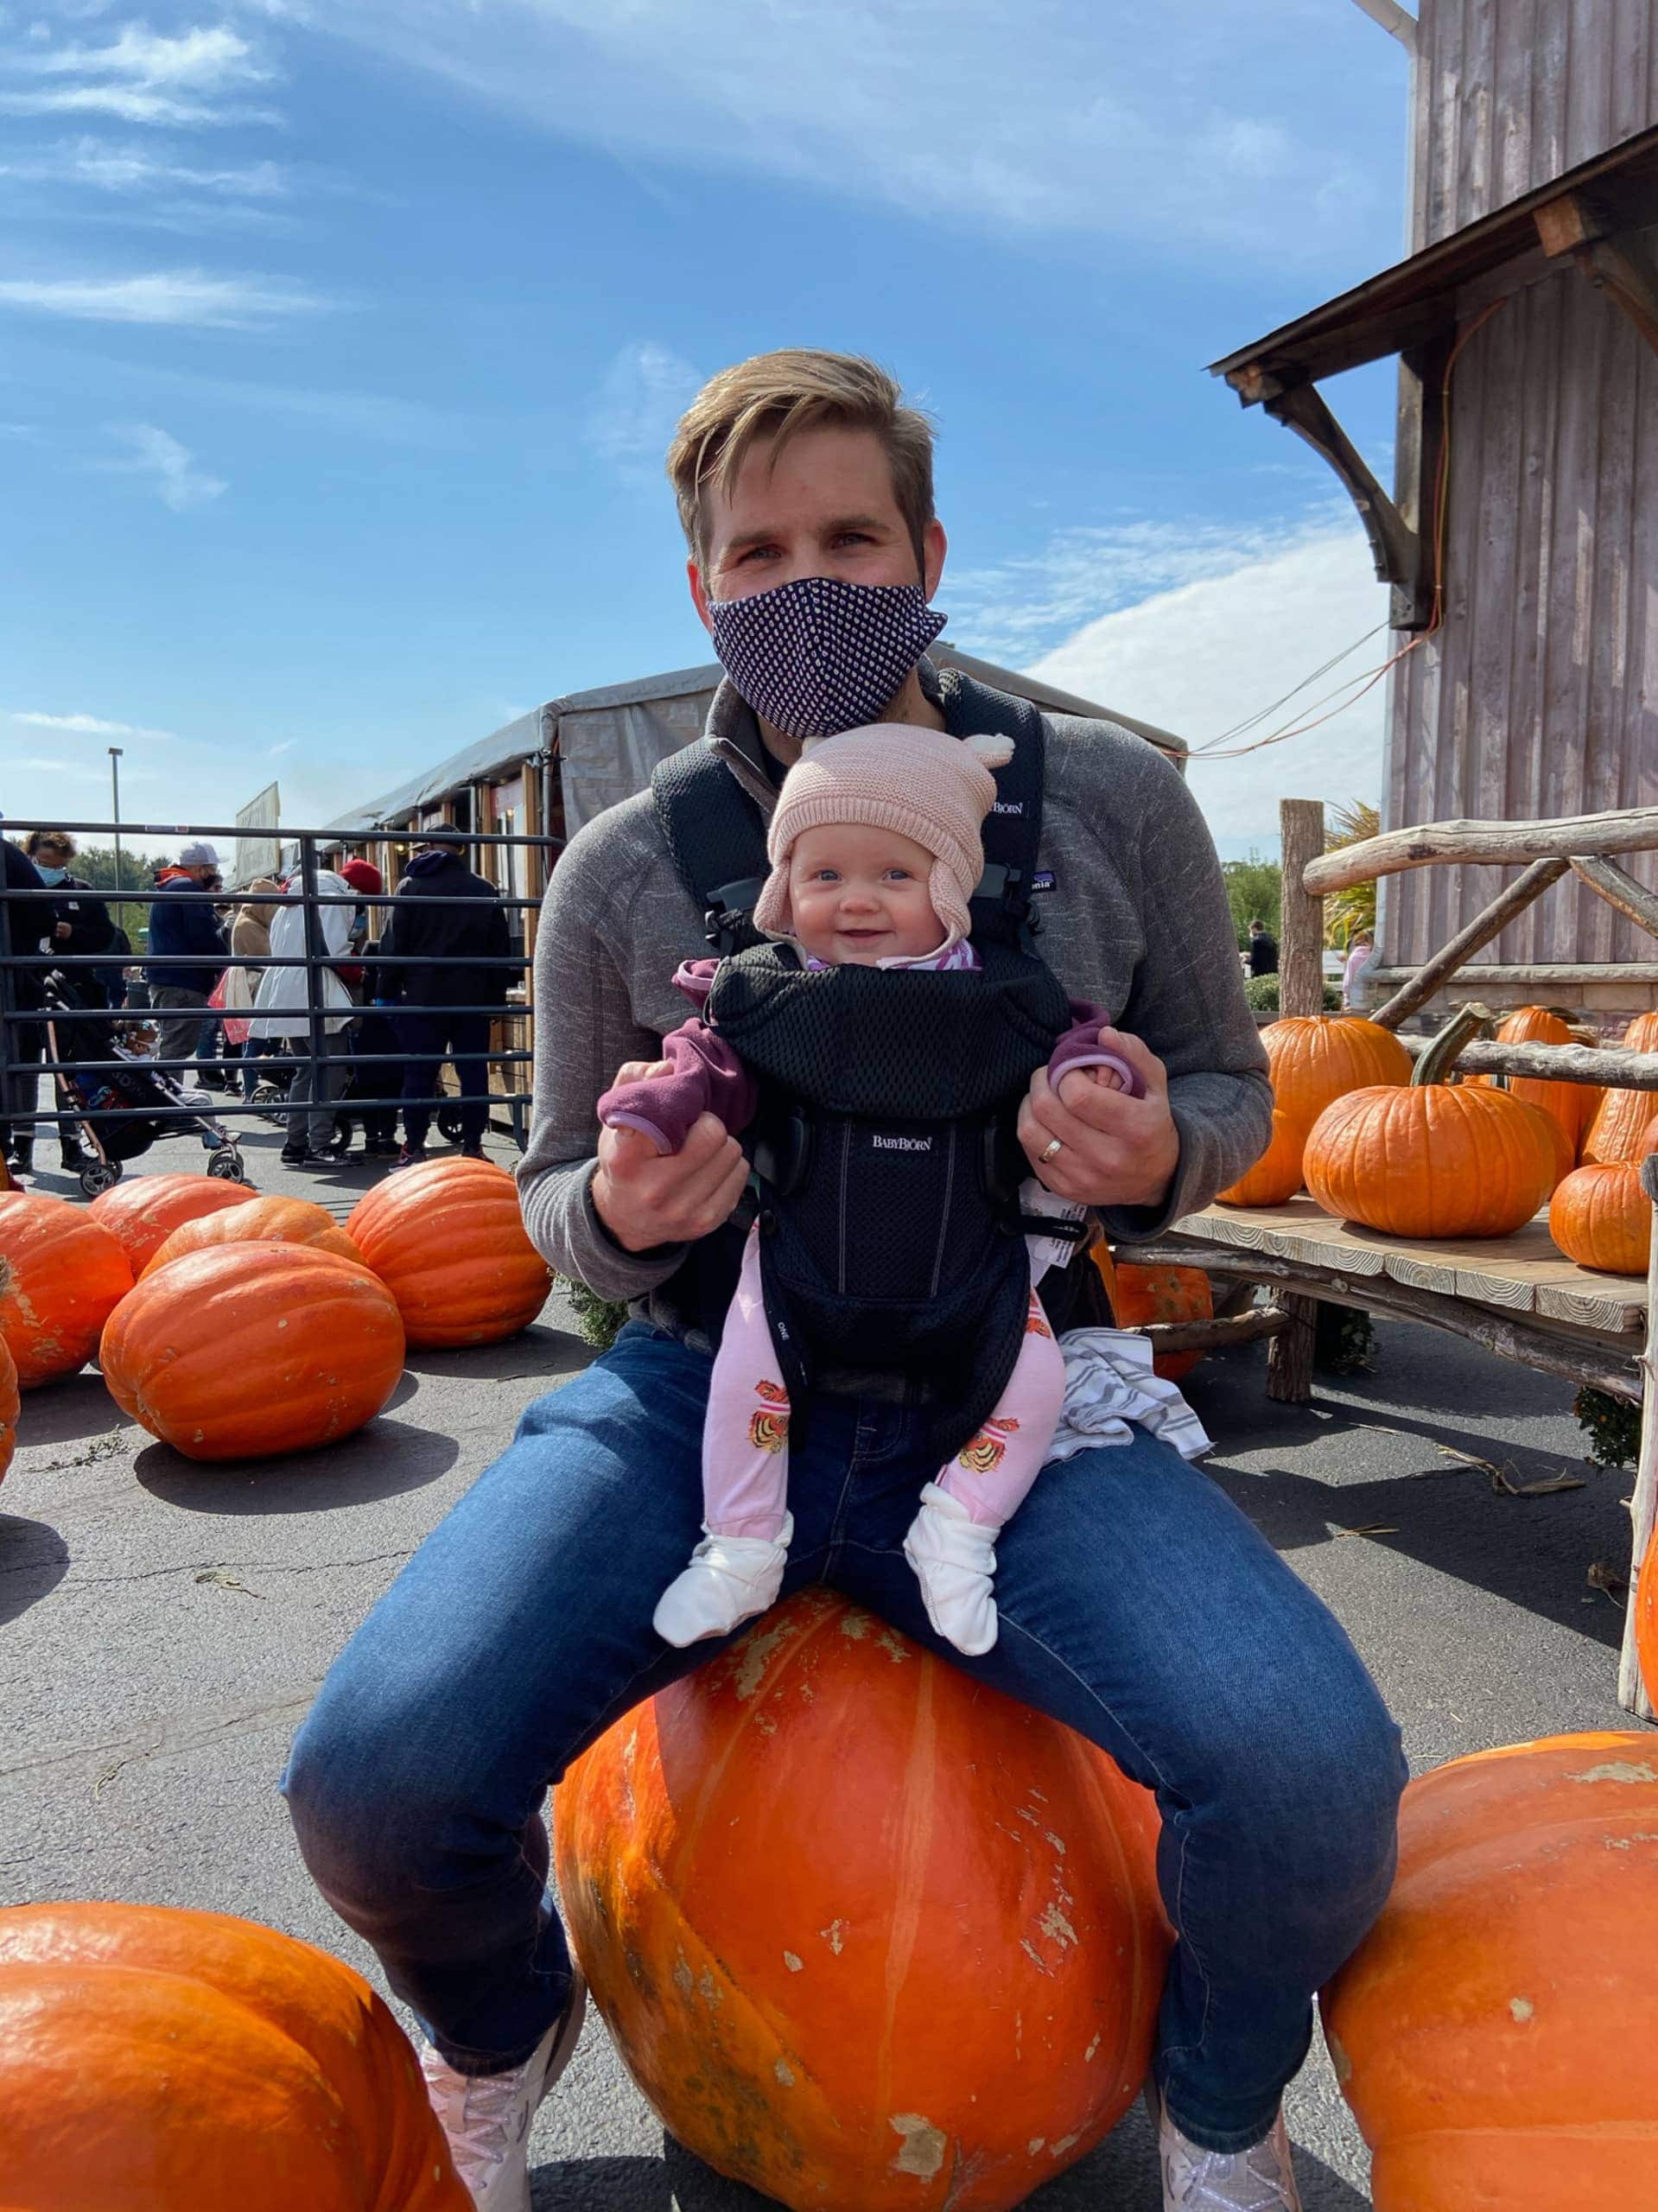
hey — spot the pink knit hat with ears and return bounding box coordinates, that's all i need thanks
[753,723,1014,950]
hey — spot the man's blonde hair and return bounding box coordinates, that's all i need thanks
[666,350,936,574]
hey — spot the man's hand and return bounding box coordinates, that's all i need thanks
[1018,1028,1180,1211]
[53,922,71,942]
[591,1057,749,1252]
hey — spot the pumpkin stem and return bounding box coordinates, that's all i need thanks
[1412,1002,1494,1088]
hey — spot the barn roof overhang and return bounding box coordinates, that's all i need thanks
[1209,122,1658,631]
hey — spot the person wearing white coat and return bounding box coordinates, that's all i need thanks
[249,868,355,1165]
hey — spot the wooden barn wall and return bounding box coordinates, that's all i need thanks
[1382,0,1658,976]
[1413,0,1658,245]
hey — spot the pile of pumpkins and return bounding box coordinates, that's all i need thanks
[1223,1004,1658,1275]
[0,1156,554,1474]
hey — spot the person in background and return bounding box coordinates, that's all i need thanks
[1247,916,1279,977]
[335,859,401,1160]
[248,866,355,1167]
[1342,930,1378,1013]
[145,844,228,1114]
[1,832,57,1177]
[21,831,117,1007]
[221,879,283,1101]
[378,830,510,1167]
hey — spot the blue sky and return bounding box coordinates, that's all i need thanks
[2,1,1413,855]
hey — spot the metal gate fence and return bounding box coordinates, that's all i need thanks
[0,820,559,1194]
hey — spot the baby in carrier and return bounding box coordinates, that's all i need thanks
[598,723,1141,1657]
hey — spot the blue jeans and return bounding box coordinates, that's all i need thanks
[283,1322,1405,2153]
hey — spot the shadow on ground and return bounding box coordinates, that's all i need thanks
[16,1374,136,1449]
[404,1323,592,1387]
[0,1513,71,1627]
[530,2110,1369,2209]
[133,1417,460,1515]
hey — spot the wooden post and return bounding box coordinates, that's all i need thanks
[1617,1154,1658,1721]
[1268,798,1325,1403]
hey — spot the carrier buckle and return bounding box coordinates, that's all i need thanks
[971,861,1039,938]
[703,874,769,954]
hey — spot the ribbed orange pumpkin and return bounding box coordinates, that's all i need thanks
[1109,1259,1214,1382]
[0,1900,470,2212]
[1217,1107,1305,1207]
[143,1194,364,1276]
[1304,1007,1558,1239]
[89,1171,253,1271]
[1219,1019,1411,1208]
[346,1156,551,1348]
[0,1332,16,1483]
[1581,1011,1658,1165]
[1322,1732,1658,2211]
[557,1590,1167,2212]
[100,1243,405,1462]
[1514,1096,1574,1192]
[1260,1014,1413,1128]
[1637,1527,1658,1712]
[1548,1164,1654,1275]
[1476,1005,1600,1154]
[0,1193,134,1389]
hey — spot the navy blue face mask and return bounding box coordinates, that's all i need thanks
[707,575,946,741]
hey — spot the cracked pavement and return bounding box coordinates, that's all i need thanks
[1,1122,1647,2209]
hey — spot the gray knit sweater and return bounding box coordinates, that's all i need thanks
[518,664,1272,1319]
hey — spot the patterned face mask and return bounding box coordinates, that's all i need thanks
[706,575,947,741]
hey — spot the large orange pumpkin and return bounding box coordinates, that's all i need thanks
[1218,1018,1411,1209]
[1637,1526,1658,1713]
[556,1590,1168,2212]
[0,1900,469,2212]
[1107,1258,1214,1381]
[1475,1005,1600,1154]
[1322,1732,1658,2210]
[89,1171,253,1271]
[0,1332,16,1483]
[1304,1007,1558,1239]
[1581,1010,1658,1165]
[0,1193,134,1389]
[346,1156,551,1348]
[143,1193,364,1276]
[100,1243,405,1462]
[1548,1160,1654,1275]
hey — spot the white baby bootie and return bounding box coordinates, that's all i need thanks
[653,1512,795,1648]
[903,1483,1001,1656]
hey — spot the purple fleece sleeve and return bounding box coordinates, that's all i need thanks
[596,1017,759,1155]
[1049,999,1145,1098]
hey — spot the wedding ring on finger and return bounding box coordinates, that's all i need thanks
[1039,1136,1064,1166]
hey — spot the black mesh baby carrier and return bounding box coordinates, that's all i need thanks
[651,683,1107,1464]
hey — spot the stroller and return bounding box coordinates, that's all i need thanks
[40,973,247,1198]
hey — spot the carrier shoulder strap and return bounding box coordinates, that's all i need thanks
[651,677,1049,957]
[651,741,772,956]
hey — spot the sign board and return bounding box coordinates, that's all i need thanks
[234,783,281,885]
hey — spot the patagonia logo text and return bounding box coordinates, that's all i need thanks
[871,1134,932,1152]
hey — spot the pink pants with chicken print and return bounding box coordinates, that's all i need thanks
[705,1222,1067,1541]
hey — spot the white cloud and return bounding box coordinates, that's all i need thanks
[103,421,226,510]
[273,0,1392,266]
[1003,514,1392,846]
[0,268,327,325]
[587,340,702,476]
[2,135,289,196]
[9,709,178,740]
[0,20,278,123]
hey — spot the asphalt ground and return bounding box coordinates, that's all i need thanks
[1,1109,1646,2209]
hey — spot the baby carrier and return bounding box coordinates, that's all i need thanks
[651,688,1103,1464]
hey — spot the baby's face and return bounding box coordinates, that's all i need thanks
[787,823,948,965]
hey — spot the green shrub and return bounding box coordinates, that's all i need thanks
[1244,974,1341,1014]
[1573,1387,1641,1470]
[562,1279,631,1352]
